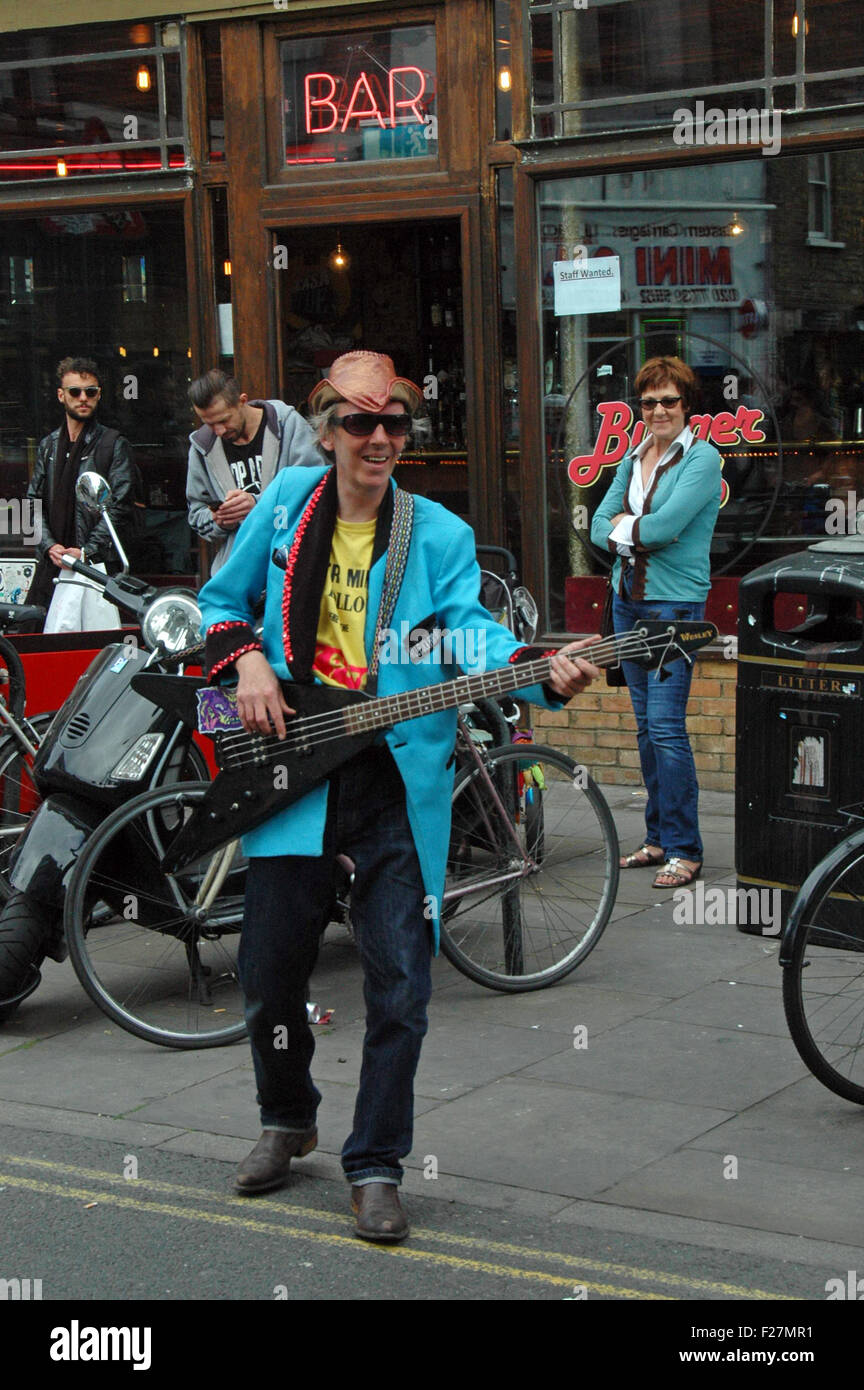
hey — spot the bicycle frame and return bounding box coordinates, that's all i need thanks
[0,703,40,760]
[441,715,537,905]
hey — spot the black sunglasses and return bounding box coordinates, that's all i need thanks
[65,386,100,399]
[639,395,682,411]
[335,412,411,437]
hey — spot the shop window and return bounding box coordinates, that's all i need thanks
[281,26,437,166]
[494,1,514,141]
[273,218,467,517]
[804,0,864,75]
[0,204,195,578]
[200,22,225,163]
[211,188,234,370]
[497,167,522,561]
[534,149,864,633]
[0,21,188,184]
[807,154,843,246]
[529,0,864,139]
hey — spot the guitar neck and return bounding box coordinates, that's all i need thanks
[342,634,627,736]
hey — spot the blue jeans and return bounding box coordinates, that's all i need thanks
[239,745,432,1185]
[612,589,705,862]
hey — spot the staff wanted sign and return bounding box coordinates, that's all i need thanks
[553,255,621,316]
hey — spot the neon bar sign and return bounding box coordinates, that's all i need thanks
[304,68,429,134]
[568,400,769,503]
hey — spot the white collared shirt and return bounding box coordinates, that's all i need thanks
[608,424,694,557]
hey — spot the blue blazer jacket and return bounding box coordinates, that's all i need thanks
[199,464,562,945]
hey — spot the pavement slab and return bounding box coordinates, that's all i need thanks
[595,1148,864,1248]
[518,1015,810,1108]
[412,1076,732,1198]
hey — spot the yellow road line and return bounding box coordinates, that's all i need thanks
[0,1171,666,1298]
[2,1154,795,1300]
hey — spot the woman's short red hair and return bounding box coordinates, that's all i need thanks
[634,356,698,417]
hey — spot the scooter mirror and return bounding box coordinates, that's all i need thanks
[76,470,112,515]
[74,471,129,574]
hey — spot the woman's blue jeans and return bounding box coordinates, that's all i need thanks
[238,745,432,1186]
[612,590,705,862]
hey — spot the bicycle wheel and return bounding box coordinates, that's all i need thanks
[0,712,57,903]
[441,743,619,991]
[0,636,26,723]
[782,828,864,1104]
[64,781,247,1049]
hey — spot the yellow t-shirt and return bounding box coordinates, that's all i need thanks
[312,517,376,689]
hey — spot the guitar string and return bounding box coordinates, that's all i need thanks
[211,629,685,768]
[212,632,675,759]
[212,640,638,757]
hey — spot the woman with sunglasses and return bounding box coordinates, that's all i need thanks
[590,356,723,890]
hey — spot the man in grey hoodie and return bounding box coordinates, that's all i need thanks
[186,369,322,574]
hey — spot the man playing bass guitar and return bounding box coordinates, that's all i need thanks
[198,351,599,1243]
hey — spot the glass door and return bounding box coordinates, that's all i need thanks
[273,216,469,518]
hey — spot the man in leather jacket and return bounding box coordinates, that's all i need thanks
[26,356,136,610]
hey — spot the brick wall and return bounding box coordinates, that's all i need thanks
[532,654,737,792]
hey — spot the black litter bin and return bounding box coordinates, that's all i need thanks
[736,537,864,934]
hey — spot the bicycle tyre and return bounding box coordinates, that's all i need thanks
[64,781,247,1049]
[0,635,26,723]
[440,743,619,991]
[0,712,57,904]
[782,827,864,1104]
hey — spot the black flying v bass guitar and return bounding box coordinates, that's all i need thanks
[133,620,717,872]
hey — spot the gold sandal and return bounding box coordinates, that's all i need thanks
[652,858,702,889]
[620,844,665,870]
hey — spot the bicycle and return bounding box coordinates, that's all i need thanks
[60,702,618,1047]
[59,617,716,1048]
[781,823,864,1104]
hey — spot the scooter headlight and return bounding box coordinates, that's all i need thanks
[141,591,201,654]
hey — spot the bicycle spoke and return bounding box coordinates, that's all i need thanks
[441,746,618,990]
[65,784,247,1048]
[784,841,864,1103]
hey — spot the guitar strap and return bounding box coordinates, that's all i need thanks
[366,487,414,694]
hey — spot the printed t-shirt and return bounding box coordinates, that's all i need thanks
[312,517,375,689]
[222,413,266,495]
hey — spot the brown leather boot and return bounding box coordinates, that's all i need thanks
[234,1127,318,1194]
[351,1182,409,1242]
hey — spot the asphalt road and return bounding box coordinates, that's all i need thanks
[0,1125,856,1308]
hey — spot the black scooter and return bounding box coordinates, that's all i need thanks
[0,472,207,1020]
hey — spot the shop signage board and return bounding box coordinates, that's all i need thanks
[566,399,771,499]
[282,27,437,165]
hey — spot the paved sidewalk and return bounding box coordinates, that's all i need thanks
[1,783,863,1276]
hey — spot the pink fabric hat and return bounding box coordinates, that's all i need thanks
[308,351,422,414]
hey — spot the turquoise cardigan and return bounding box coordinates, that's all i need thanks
[198,465,562,946]
[589,437,722,601]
